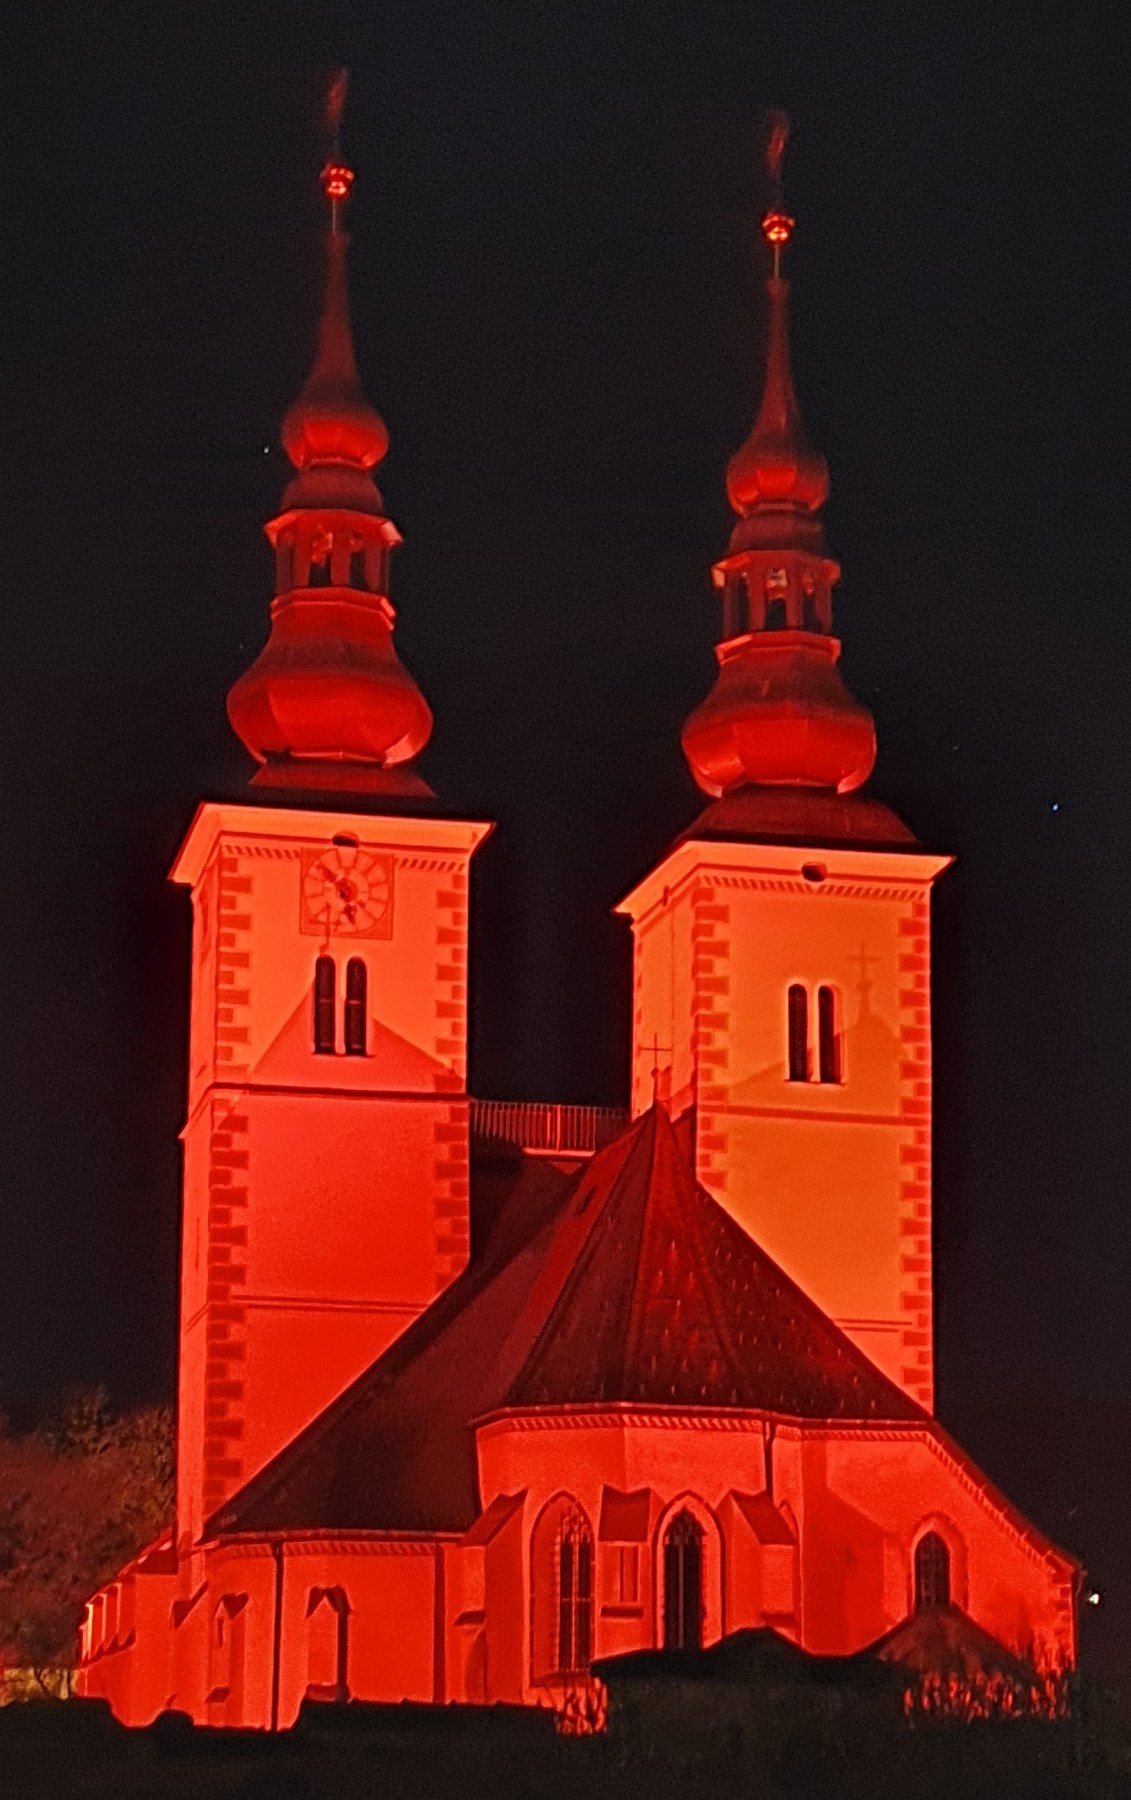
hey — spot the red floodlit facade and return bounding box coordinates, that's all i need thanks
[78,113,1079,1727]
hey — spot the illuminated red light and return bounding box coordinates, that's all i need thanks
[761,209,795,246]
[322,162,355,203]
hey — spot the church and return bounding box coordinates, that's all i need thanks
[77,109,1079,1727]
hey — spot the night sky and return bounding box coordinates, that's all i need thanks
[1,5,1127,1669]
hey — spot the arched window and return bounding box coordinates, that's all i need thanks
[817,985,840,1083]
[662,1511,704,1650]
[313,956,336,1055]
[530,1496,594,1682]
[914,1532,951,1612]
[344,958,367,1057]
[558,1509,593,1675]
[787,984,809,1082]
[305,1587,350,1700]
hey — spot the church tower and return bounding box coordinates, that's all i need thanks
[173,85,490,1549]
[617,120,948,1409]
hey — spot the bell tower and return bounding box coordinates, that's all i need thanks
[174,78,490,1549]
[617,118,948,1410]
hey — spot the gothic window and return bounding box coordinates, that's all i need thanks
[663,1511,704,1650]
[305,1588,350,1700]
[313,956,336,1055]
[914,1532,951,1612]
[787,984,809,1082]
[557,1509,594,1675]
[344,958,367,1057]
[531,1496,594,1682]
[817,985,841,1083]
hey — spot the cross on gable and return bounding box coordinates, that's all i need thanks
[848,941,881,990]
[635,1032,673,1106]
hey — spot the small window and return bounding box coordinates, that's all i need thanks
[313,956,336,1055]
[305,1587,349,1700]
[787,984,809,1082]
[914,1532,951,1612]
[817,986,840,1083]
[616,1545,640,1605]
[344,959,367,1057]
[722,574,744,639]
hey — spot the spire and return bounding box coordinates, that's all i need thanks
[726,114,828,517]
[227,73,434,797]
[681,114,876,800]
[280,144,389,481]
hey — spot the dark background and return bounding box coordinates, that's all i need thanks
[0,4,1126,1671]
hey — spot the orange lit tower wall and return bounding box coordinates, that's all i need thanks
[619,832,947,1410]
[173,804,488,1547]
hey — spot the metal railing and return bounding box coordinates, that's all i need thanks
[471,1099,628,1157]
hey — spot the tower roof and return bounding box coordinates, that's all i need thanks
[214,1106,922,1538]
[681,114,877,804]
[225,73,434,795]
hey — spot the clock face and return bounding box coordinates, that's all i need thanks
[300,844,394,938]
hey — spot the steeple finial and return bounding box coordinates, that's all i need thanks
[322,68,354,233]
[226,77,434,796]
[280,70,388,481]
[726,113,828,519]
[761,108,793,278]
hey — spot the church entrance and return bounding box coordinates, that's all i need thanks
[662,1511,704,1650]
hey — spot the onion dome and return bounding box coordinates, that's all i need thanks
[280,229,389,478]
[682,115,876,801]
[726,273,828,516]
[227,77,434,798]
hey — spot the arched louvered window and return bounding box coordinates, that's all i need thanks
[914,1532,951,1612]
[313,956,336,1055]
[344,958,367,1057]
[663,1511,704,1650]
[817,985,840,1083]
[787,984,809,1082]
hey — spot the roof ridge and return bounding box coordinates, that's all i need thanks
[617,1108,668,1393]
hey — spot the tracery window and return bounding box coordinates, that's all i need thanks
[557,1509,594,1675]
[530,1496,594,1682]
[662,1510,704,1651]
[914,1532,951,1611]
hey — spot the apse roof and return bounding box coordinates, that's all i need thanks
[215,1106,922,1538]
